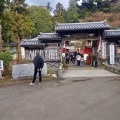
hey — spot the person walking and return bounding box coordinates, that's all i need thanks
[76,53,81,67]
[80,51,84,66]
[65,51,70,64]
[29,52,44,85]
[71,52,75,63]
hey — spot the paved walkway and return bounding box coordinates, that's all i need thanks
[63,63,120,78]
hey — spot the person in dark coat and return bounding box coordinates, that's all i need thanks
[29,52,44,85]
[65,51,70,64]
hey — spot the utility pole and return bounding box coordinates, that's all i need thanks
[0,21,3,52]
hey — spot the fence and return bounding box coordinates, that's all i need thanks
[24,46,61,62]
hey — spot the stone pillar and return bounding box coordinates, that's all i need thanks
[58,63,63,78]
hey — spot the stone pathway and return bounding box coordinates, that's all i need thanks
[63,63,120,78]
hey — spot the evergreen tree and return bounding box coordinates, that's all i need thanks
[28,6,53,38]
[66,0,79,23]
[0,0,10,52]
[46,2,53,12]
[0,0,10,17]
[53,2,65,16]
[53,2,66,26]
[95,0,111,12]
[1,0,34,63]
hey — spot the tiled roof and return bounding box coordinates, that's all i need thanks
[38,33,61,40]
[55,21,111,31]
[3,43,17,47]
[103,30,120,37]
[20,39,44,47]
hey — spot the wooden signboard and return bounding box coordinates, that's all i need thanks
[117,49,120,53]
[74,33,97,40]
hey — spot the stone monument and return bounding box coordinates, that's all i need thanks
[12,63,47,79]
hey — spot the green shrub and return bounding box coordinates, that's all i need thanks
[0,52,13,75]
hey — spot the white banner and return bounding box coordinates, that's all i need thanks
[0,60,4,71]
[110,44,115,64]
[102,42,106,59]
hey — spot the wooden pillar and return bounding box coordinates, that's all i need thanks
[98,30,103,67]
[61,35,66,68]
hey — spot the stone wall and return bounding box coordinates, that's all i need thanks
[12,63,47,80]
[104,64,120,75]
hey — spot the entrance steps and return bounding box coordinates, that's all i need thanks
[63,63,120,78]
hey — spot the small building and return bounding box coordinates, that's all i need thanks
[103,29,120,65]
[20,33,62,69]
[20,37,45,61]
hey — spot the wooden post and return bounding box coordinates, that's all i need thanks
[17,35,22,63]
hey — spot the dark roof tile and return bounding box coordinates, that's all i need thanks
[55,21,111,31]
[20,39,44,47]
[38,33,61,40]
[103,30,120,37]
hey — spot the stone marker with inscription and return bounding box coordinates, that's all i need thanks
[0,72,2,79]
[12,63,47,79]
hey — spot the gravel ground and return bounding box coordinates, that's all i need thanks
[0,76,120,120]
[0,77,63,101]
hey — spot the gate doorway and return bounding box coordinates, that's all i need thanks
[63,33,98,68]
[55,21,110,68]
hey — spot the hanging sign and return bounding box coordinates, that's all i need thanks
[110,44,115,65]
[102,42,106,59]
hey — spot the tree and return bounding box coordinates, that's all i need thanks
[46,2,53,12]
[66,0,79,23]
[53,2,66,26]
[53,2,65,16]
[28,6,53,38]
[111,0,120,12]
[82,12,120,29]
[0,22,2,52]
[9,0,31,63]
[95,0,111,12]
[1,11,34,42]
[1,0,34,63]
[0,0,10,52]
[77,0,111,19]
[0,0,10,17]
[10,0,28,15]
[53,13,65,27]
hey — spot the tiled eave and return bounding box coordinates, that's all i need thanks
[3,43,17,47]
[55,21,111,32]
[38,33,61,41]
[20,39,44,47]
[103,30,120,38]
[40,40,61,43]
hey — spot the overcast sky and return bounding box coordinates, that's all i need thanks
[26,0,70,10]
[26,0,82,10]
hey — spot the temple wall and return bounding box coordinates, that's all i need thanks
[24,46,61,62]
